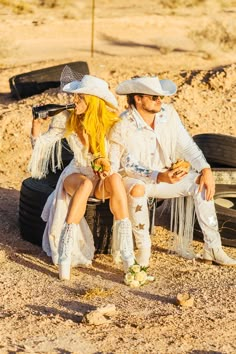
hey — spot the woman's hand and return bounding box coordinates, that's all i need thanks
[91,157,111,178]
[31,117,50,138]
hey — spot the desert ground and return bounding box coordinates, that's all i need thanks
[0,1,236,353]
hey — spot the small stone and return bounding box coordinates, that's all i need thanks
[83,311,110,325]
[176,293,194,307]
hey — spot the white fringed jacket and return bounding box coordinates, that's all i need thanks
[108,104,210,180]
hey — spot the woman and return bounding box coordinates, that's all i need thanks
[29,69,135,280]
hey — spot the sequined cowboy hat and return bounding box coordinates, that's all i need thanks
[61,66,118,109]
[116,75,177,96]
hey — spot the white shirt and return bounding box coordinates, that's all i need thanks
[108,104,210,184]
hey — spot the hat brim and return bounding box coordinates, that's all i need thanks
[63,81,118,109]
[116,78,177,96]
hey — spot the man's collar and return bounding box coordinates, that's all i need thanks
[130,105,166,128]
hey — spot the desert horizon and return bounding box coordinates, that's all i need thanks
[0,1,236,353]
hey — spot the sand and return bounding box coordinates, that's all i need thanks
[0,1,236,353]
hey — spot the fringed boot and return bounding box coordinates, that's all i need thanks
[58,222,74,280]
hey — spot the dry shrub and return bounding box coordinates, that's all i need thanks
[0,0,33,13]
[38,0,71,8]
[159,0,205,8]
[190,20,236,52]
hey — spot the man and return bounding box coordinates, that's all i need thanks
[108,75,236,267]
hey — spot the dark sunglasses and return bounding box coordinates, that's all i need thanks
[138,94,164,101]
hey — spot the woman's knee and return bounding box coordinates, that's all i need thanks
[64,174,93,195]
[108,173,122,187]
[130,184,145,197]
[80,178,93,193]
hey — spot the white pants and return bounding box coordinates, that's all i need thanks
[123,171,221,251]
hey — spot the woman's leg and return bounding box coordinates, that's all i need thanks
[64,173,94,223]
[95,173,135,272]
[95,173,128,219]
[58,173,94,280]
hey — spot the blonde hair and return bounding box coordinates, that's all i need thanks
[65,95,120,157]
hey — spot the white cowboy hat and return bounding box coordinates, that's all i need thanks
[63,74,118,109]
[116,76,177,96]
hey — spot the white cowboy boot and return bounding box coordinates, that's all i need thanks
[203,246,236,266]
[112,218,135,273]
[135,247,151,267]
[58,223,74,280]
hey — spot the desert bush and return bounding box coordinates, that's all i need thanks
[190,20,236,52]
[159,0,206,8]
[0,0,33,13]
[38,0,72,8]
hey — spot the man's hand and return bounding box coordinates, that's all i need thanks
[157,168,188,184]
[198,168,215,201]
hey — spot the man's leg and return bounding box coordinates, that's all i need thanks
[193,185,236,266]
[145,171,236,266]
[123,178,151,267]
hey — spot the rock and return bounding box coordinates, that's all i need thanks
[176,293,194,307]
[96,304,116,316]
[82,304,116,325]
[83,311,110,326]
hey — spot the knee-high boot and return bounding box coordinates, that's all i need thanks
[128,194,151,267]
[112,218,135,273]
[58,222,74,280]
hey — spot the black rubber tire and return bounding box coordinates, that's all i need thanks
[19,178,54,246]
[19,177,113,254]
[9,61,89,99]
[46,138,74,188]
[194,184,236,247]
[193,133,236,168]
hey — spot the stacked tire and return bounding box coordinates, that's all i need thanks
[19,178,113,254]
[193,133,236,247]
[19,137,113,253]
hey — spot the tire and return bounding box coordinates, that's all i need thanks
[194,184,236,247]
[46,138,74,188]
[193,133,236,168]
[9,61,89,99]
[212,168,236,185]
[85,200,113,254]
[19,177,113,254]
[19,178,54,246]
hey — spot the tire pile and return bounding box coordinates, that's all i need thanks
[193,133,236,247]
[19,133,236,251]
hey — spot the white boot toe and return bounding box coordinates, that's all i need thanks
[203,247,236,266]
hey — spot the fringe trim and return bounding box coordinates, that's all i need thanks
[67,134,89,166]
[28,134,63,179]
[169,196,196,259]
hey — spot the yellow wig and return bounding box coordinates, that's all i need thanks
[65,95,120,157]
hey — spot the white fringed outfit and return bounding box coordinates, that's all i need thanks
[29,112,96,266]
[108,104,222,259]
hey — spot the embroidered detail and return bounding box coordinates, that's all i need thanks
[208,215,217,227]
[123,153,152,178]
[135,205,142,212]
[136,223,145,230]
